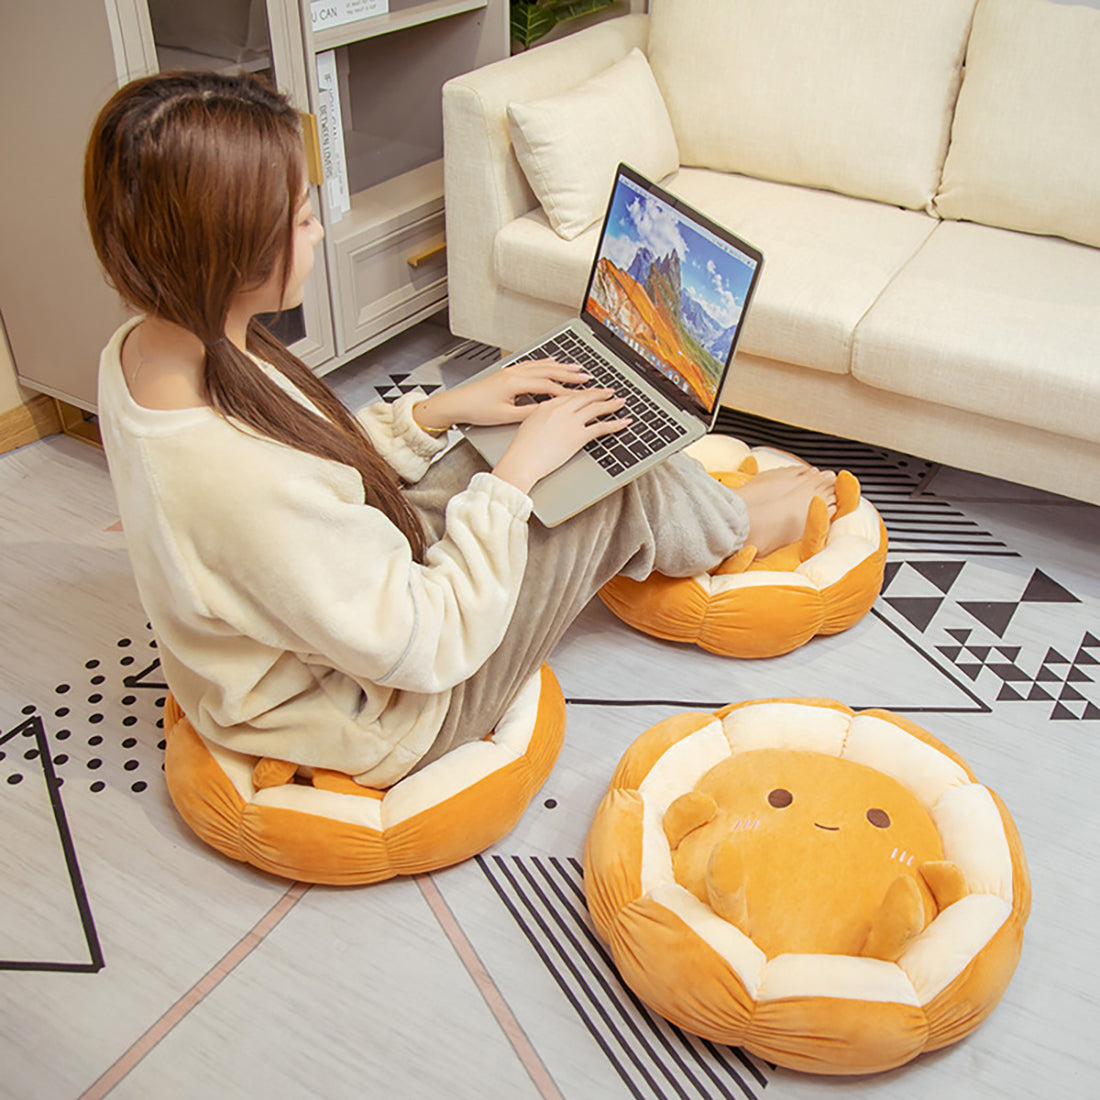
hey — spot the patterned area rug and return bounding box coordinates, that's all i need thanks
[1,341,1096,1098]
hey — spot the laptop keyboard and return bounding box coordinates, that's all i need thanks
[520,330,687,477]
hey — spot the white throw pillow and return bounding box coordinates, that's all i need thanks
[507,48,680,241]
[934,0,1100,248]
[647,0,976,211]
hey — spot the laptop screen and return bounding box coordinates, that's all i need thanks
[582,167,762,417]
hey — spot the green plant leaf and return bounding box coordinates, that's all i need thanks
[554,0,618,25]
[511,2,558,49]
[510,0,618,50]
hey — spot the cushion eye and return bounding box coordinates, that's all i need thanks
[866,807,891,828]
[767,788,793,808]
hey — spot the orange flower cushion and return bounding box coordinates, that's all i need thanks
[584,698,1030,1075]
[599,436,888,658]
[164,664,565,885]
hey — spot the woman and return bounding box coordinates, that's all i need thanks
[85,71,835,787]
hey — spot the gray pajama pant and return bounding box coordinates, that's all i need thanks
[403,440,750,768]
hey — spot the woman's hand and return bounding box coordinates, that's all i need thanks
[412,358,592,432]
[490,388,631,495]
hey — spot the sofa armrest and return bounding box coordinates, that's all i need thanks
[443,14,649,345]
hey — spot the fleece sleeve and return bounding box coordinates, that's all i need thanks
[192,462,533,696]
[354,390,452,484]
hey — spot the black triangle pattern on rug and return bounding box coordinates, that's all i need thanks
[959,601,1019,638]
[909,560,966,593]
[882,560,904,592]
[885,597,943,633]
[880,559,968,633]
[958,569,1085,638]
[1021,570,1081,604]
[374,381,442,401]
[1051,633,1100,720]
[935,629,1099,721]
[882,563,1096,721]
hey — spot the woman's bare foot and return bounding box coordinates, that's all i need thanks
[731,465,838,557]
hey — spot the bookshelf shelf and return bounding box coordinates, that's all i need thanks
[311,0,490,51]
[308,0,508,358]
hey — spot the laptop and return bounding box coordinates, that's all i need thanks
[462,163,764,526]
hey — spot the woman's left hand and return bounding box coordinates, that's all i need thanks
[412,358,593,432]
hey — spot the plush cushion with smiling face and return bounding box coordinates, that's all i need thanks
[584,698,1030,1075]
[667,749,949,959]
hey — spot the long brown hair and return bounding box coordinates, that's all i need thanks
[84,71,426,560]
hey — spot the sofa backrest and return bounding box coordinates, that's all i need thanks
[646,0,977,212]
[934,0,1100,249]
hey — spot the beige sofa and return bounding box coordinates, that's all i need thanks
[442,0,1100,505]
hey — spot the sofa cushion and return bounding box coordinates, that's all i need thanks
[495,169,938,375]
[506,48,680,241]
[647,0,975,211]
[852,221,1100,443]
[934,0,1100,249]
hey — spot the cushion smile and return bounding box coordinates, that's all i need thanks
[814,822,840,831]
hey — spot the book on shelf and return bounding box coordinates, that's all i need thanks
[311,0,389,33]
[315,50,351,221]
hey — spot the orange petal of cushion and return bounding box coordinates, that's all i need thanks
[252,757,297,790]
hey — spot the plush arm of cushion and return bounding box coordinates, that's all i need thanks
[442,13,648,349]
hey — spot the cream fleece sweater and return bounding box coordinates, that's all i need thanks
[97,318,533,787]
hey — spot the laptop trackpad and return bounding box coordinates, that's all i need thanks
[529,450,612,527]
[463,423,514,466]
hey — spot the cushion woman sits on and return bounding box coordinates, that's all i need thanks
[85,71,836,789]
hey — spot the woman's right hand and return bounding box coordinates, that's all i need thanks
[490,388,631,495]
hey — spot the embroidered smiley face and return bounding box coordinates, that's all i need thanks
[664,748,956,958]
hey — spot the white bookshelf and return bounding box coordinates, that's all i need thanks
[301,0,508,362]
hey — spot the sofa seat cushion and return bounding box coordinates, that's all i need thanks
[852,221,1100,444]
[494,206,602,313]
[647,0,975,211]
[495,169,938,375]
[935,0,1100,249]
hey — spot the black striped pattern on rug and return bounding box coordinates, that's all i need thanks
[446,340,504,371]
[713,408,1017,558]
[477,853,771,1100]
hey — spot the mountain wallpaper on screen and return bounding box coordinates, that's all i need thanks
[590,250,726,407]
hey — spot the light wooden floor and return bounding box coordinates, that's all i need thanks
[2,321,1098,1099]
